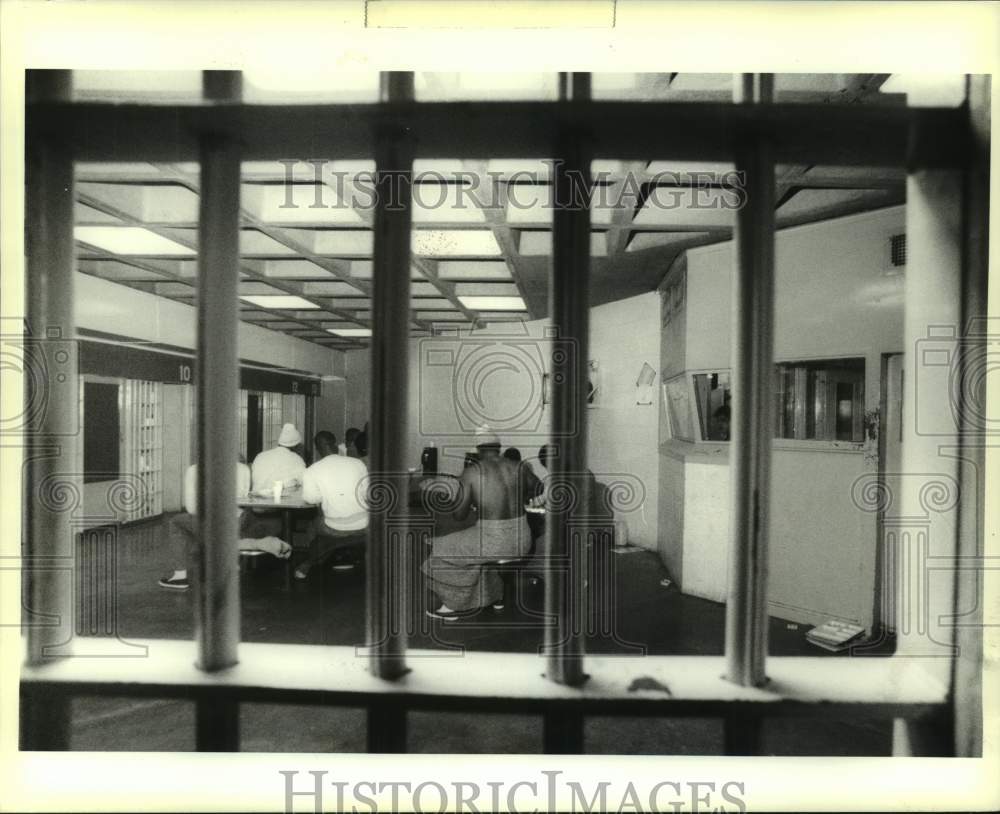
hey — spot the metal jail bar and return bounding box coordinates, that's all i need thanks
[950,74,990,759]
[543,72,592,711]
[366,71,414,689]
[21,69,76,751]
[24,70,76,667]
[194,70,243,750]
[724,74,776,692]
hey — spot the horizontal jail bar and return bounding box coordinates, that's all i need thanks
[21,639,946,719]
[27,102,969,167]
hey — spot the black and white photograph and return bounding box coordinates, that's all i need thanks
[1,2,997,812]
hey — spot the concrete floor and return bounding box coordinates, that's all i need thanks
[60,516,893,754]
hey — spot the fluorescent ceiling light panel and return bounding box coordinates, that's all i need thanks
[412,230,501,257]
[327,327,372,337]
[74,226,195,256]
[239,295,320,309]
[458,296,526,311]
[518,231,608,257]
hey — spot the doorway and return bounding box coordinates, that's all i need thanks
[246,393,264,463]
[874,352,904,636]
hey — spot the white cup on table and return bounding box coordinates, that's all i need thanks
[272,480,283,503]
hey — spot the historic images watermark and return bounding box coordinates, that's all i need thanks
[267,159,748,213]
[281,770,748,813]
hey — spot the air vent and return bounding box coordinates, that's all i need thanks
[890,233,906,268]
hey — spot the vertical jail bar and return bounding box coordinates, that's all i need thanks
[193,70,242,750]
[724,74,775,691]
[891,88,966,758]
[22,70,75,750]
[950,74,989,759]
[366,71,413,686]
[543,72,591,699]
[24,70,76,668]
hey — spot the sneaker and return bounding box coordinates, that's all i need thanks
[158,574,189,590]
[491,600,505,611]
[425,605,479,621]
[331,562,357,572]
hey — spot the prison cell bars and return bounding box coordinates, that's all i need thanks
[192,69,244,750]
[365,71,415,753]
[19,69,978,756]
[950,73,990,759]
[22,68,75,750]
[723,74,777,754]
[540,71,594,753]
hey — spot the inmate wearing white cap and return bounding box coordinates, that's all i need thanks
[277,423,302,447]
[474,424,501,447]
[251,424,306,491]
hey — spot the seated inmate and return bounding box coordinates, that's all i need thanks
[158,461,291,590]
[294,430,369,579]
[422,426,533,619]
[251,422,306,493]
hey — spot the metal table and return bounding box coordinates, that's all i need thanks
[238,491,315,588]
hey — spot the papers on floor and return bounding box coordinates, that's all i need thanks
[806,619,865,652]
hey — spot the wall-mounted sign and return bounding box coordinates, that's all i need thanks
[78,340,320,396]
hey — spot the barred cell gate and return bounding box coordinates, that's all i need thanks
[20,70,987,756]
